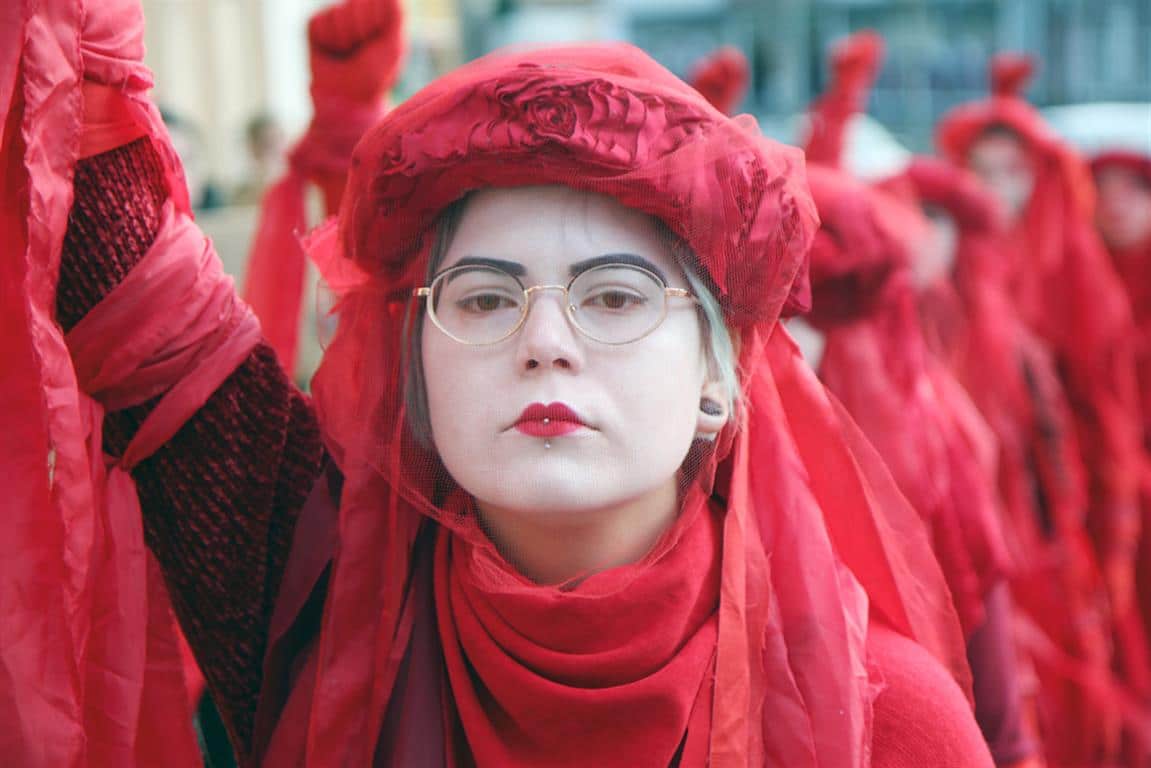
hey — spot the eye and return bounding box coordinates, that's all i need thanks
[457,293,519,314]
[582,288,647,311]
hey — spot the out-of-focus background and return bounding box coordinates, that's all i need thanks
[145,0,1151,381]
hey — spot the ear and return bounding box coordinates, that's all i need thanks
[696,377,729,440]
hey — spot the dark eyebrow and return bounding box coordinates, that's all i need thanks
[438,256,527,278]
[569,253,669,284]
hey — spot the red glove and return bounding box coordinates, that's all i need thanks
[308,0,404,106]
[830,30,885,104]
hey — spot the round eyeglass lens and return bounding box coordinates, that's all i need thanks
[430,265,527,344]
[569,264,667,344]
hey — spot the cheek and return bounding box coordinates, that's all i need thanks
[421,331,493,447]
[603,324,707,443]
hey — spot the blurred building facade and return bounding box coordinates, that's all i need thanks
[461,0,1151,150]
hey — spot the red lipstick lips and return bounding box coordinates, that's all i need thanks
[514,402,586,437]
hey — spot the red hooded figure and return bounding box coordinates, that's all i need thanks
[7,4,1003,767]
[1092,147,1151,705]
[936,58,1145,660]
[904,156,1151,767]
[801,33,1045,768]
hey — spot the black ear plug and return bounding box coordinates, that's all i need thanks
[700,398,723,416]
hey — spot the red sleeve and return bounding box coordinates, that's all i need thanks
[58,138,326,757]
[869,624,996,768]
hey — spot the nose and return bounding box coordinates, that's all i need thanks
[515,288,583,373]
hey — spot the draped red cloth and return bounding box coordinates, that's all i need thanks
[1092,150,1151,706]
[241,0,403,377]
[688,46,750,116]
[802,166,1010,637]
[239,43,979,767]
[903,156,1146,765]
[0,1,255,764]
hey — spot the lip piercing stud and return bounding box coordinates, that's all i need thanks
[544,441,552,450]
[543,417,551,425]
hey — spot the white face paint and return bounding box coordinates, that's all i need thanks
[785,316,827,371]
[1096,166,1151,250]
[421,186,723,524]
[912,206,959,288]
[967,132,1036,223]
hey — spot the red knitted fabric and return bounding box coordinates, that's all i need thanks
[58,138,325,758]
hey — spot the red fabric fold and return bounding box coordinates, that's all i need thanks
[804,166,1010,637]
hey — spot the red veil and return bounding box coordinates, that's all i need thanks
[268,44,971,767]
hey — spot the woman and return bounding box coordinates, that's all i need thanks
[5,3,991,766]
[1092,148,1151,707]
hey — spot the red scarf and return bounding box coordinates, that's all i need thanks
[436,491,722,766]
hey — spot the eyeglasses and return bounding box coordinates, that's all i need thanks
[414,263,698,345]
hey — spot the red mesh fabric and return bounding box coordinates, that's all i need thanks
[296,43,969,767]
[242,0,404,375]
[688,46,750,117]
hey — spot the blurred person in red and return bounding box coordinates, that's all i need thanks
[799,32,1041,768]
[936,59,1146,706]
[1092,148,1151,702]
[241,0,404,379]
[904,156,1150,767]
[4,1,1001,765]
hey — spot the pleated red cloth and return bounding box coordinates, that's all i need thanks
[0,1,252,765]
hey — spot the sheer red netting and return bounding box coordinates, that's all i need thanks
[291,43,969,767]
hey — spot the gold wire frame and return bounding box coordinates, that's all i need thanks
[413,263,697,346]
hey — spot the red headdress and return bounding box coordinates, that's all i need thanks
[688,45,751,116]
[282,43,968,767]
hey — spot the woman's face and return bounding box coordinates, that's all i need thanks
[1095,166,1151,250]
[967,131,1035,223]
[421,186,723,520]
